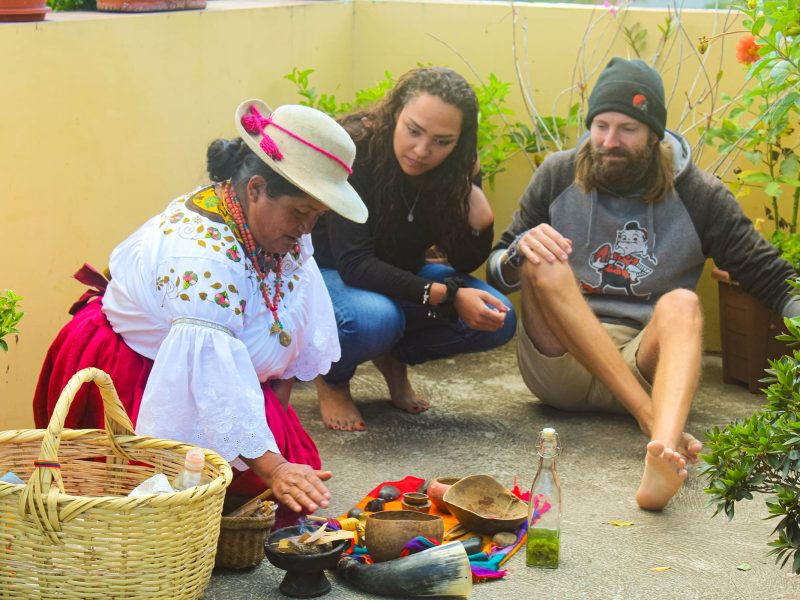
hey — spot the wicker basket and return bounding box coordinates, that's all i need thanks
[215,505,276,569]
[0,368,233,599]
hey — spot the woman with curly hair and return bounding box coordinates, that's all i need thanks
[311,67,516,431]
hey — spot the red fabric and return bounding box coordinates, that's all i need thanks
[33,299,152,430]
[33,296,322,530]
[366,476,426,499]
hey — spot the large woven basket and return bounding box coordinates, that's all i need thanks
[0,368,233,599]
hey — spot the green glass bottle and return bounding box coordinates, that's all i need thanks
[526,427,562,568]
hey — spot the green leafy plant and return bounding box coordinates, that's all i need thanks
[284,67,541,188]
[702,0,800,269]
[701,279,800,574]
[0,290,24,352]
[47,0,96,10]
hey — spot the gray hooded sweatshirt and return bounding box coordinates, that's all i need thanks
[487,131,797,329]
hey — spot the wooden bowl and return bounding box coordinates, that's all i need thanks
[365,510,443,563]
[442,474,527,534]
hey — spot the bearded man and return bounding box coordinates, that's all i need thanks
[487,57,800,510]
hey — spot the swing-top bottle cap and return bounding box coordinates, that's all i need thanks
[184,448,205,471]
[541,427,557,438]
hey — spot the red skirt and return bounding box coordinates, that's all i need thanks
[33,292,321,529]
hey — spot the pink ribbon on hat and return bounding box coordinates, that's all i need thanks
[240,105,353,174]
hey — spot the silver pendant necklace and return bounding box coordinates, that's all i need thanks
[402,186,422,223]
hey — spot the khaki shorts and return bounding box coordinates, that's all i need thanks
[516,320,651,413]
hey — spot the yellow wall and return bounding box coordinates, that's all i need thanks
[0,1,753,429]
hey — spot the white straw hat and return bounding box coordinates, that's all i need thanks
[235,99,367,223]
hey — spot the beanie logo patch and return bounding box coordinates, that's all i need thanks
[633,94,648,112]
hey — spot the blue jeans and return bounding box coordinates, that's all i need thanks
[320,263,517,384]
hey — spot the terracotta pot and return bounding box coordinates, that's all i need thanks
[427,476,461,514]
[96,0,205,11]
[712,268,787,393]
[365,510,443,563]
[0,0,50,22]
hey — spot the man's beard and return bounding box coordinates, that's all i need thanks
[589,142,654,193]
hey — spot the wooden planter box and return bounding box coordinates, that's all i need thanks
[712,268,787,393]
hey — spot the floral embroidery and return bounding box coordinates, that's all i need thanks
[152,185,310,321]
[182,271,198,289]
[214,291,230,308]
[226,247,242,262]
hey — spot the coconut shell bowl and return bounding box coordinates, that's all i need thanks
[264,525,350,598]
[442,474,528,534]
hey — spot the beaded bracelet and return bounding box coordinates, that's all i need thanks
[503,231,527,269]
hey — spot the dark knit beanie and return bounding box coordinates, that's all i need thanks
[585,58,666,140]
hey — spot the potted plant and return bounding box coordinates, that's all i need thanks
[701,0,800,391]
[0,290,24,353]
[93,0,203,13]
[0,0,50,21]
[701,281,800,574]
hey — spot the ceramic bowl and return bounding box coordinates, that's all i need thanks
[442,474,527,534]
[400,492,431,513]
[365,510,443,563]
[427,476,462,514]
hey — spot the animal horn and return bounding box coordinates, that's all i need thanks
[337,541,472,598]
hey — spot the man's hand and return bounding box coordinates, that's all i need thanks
[453,287,509,331]
[515,224,573,265]
[243,452,332,513]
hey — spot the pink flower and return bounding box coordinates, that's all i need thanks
[736,34,761,64]
[182,271,198,289]
[214,292,230,308]
[603,0,618,15]
[226,247,241,262]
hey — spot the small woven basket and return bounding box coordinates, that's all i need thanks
[0,368,233,599]
[215,505,276,569]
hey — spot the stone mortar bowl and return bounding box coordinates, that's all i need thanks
[264,525,350,598]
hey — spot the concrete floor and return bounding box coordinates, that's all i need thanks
[204,340,800,600]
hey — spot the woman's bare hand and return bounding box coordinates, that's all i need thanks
[270,462,332,513]
[243,452,332,513]
[453,287,509,331]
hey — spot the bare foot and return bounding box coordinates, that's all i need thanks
[314,377,366,431]
[677,432,703,464]
[635,440,687,511]
[371,353,431,414]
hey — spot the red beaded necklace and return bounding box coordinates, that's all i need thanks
[222,181,294,347]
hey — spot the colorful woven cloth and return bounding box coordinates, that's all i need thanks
[341,475,528,582]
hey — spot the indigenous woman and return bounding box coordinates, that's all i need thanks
[33,100,367,527]
[312,67,516,431]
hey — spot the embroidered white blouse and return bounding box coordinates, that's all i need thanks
[102,185,340,469]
